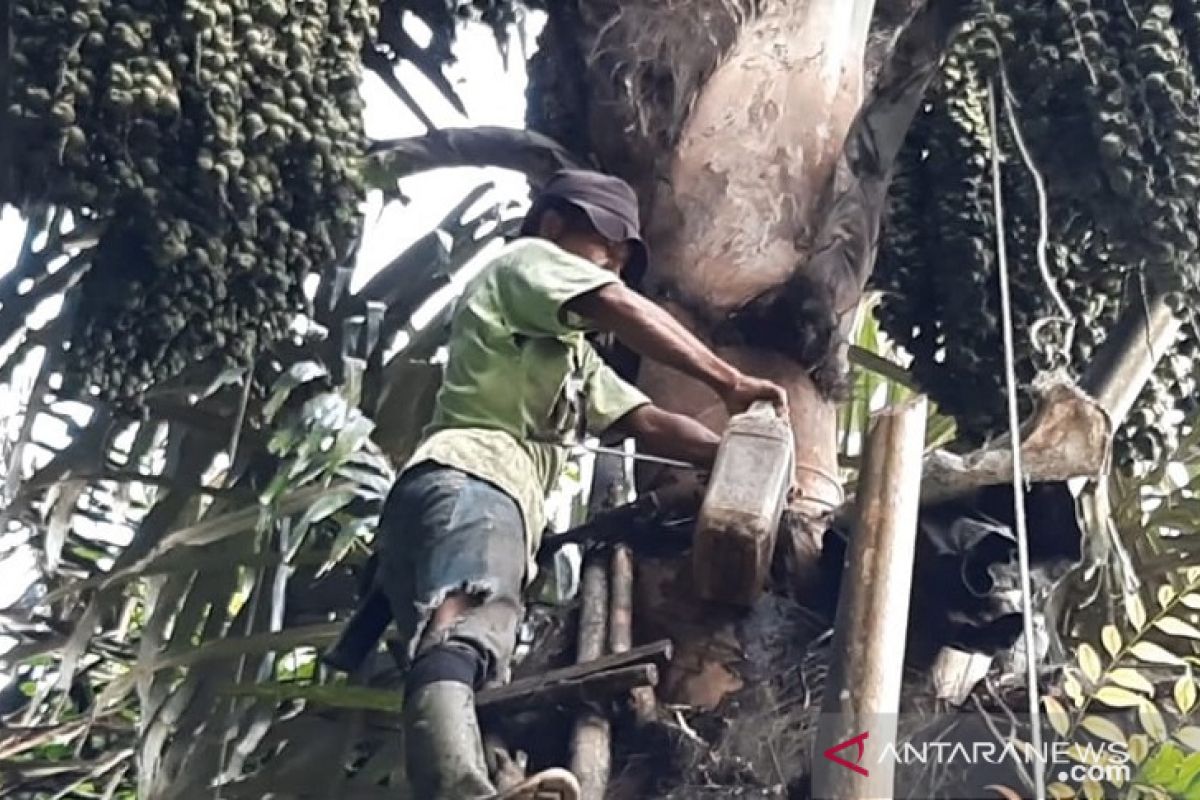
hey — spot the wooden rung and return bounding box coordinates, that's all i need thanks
[477,639,672,717]
[478,664,657,719]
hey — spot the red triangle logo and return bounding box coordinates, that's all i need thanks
[823,731,870,777]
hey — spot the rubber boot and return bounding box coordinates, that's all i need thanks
[403,680,495,800]
[491,767,581,800]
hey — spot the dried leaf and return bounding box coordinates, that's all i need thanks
[1131,641,1185,666]
[1158,585,1177,608]
[95,669,137,712]
[1125,593,1148,630]
[1176,726,1200,751]
[1047,783,1075,800]
[1176,676,1197,715]
[1108,668,1155,695]
[1101,625,1122,658]
[1080,716,1127,744]
[1044,696,1071,737]
[1154,616,1200,640]
[1138,699,1168,742]
[985,785,1023,800]
[1078,643,1103,683]
[44,478,87,574]
[1094,686,1145,708]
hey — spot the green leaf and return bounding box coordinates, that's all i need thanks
[1126,593,1148,630]
[317,516,372,578]
[1131,641,1186,666]
[1154,616,1200,640]
[1044,696,1071,736]
[1080,715,1127,744]
[1102,625,1122,658]
[1138,700,1168,743]
[1081,779,1103,800]
[285,488,357,562]
[218,682,404,713]
[1166,752,1200,796]
[1140,744,1185,787]
[1176,676,1198,715]
[294,488,356,531]
[329,414,377,465]
[847,345,919,390]
[336,465,394,497]
[1180,593,1200,610]
[1094,686,1146,708]
[264,361,329,422]
[1079,643,1103,683]
[1158,585,1177,609]
[1109,668,1155,695]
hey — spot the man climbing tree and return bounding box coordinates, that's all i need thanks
[329,169,786,800]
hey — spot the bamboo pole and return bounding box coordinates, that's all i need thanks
[812,397,927,800]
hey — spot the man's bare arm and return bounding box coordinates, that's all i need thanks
[566,284,787,414]
[610,404,720,468]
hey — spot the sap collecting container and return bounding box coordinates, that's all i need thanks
[693,400,794,607]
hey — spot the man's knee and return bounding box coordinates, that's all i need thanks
[405,640,488,699]
[412,591,523,689]
[426,591,484,638]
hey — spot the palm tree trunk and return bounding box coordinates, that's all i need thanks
[534,0,876,710]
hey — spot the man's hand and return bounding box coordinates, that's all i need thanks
[720,373,789,417]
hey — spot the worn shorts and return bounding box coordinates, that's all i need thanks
[374,462,526,687]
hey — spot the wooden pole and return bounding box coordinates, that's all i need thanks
[568,450,628,799]
[570,552,611,799]
[609,544,656,723]
[1080,292,1181,427]
[812,397,927,800]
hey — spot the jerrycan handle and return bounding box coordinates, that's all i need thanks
[747,399,781,417]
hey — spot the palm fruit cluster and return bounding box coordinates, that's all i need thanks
[874,0,1200,467]
[6,0,378,407]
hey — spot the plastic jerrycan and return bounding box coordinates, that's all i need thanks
[693,400,794,607]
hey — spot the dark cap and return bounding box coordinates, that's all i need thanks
[523,169,649,281]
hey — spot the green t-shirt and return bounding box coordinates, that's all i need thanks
[404,238,651,579]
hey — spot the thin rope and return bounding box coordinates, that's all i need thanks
[988,79,1046,800]
[998,66,1069,324]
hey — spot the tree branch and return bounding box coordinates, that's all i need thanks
[366,126,583,188]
